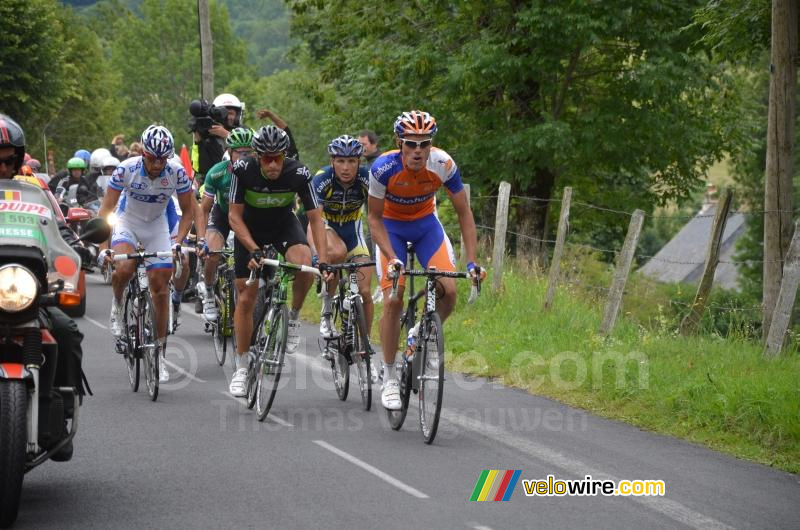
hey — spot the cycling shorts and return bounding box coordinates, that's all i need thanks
[326,218,369,259]
[111,215,172,271]
[377,213,455,290]
[206,203,231,241]
[233,212,308,279]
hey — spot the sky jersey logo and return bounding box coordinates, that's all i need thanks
[470,470,522,502]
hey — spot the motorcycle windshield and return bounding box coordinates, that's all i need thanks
[0,180,81,292]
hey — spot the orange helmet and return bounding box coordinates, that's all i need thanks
[393,110,438,138]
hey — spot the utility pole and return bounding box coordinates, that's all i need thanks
[762,0,797,340]
[198,0,214,100]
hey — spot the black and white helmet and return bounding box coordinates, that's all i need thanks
[252,125,289,154]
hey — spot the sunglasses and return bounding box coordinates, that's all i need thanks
[401,138,432,150]
[143,153,169,164]
[0,155,18,167]
[260,152,285,164]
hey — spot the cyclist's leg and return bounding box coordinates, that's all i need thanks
[232,236,259,359]
[412,214,458,321]
[339,219,374,334]
[377,220,410,365]
[279,213,314,314]
[322,224,347,294]
[142,221,174,345]
[110,221,138,303]
[203,204,229,286]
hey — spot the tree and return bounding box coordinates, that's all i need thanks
[287,0,750,258]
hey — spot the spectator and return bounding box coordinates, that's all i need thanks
[110,134,127,159]
[129,141,143,156]
[358,129,380,166]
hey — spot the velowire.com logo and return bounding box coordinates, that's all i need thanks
[470,470,522,501]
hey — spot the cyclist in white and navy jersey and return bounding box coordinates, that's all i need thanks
[98,125,195,383]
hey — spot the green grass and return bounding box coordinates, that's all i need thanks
[295,263,799,473]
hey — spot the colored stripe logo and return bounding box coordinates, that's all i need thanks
[470,470,522,501]
[3,191,21,201]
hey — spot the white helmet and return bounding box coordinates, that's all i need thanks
[213,93,244,110]
[102,155,120,169]
[90,148,111,170]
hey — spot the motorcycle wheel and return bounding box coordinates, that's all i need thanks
[0,380,27,528]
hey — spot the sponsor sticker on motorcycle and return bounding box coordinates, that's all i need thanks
[0,200,52,219]
[0,225,47,244]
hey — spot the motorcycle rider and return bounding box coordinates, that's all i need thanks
[49,157,93,206]
[0,113,91,460]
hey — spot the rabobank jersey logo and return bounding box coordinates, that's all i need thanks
[470,470,521,501]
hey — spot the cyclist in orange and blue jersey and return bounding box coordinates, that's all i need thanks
[367,110,485,410]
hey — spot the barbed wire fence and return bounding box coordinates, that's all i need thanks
[460,182,798,353]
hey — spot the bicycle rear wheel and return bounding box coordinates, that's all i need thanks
[140,292,159,401]
[351,298,372,411]
[256,304,288,421]
[123,287,139,392]
[418,312,445,444]
[212,288,226,366]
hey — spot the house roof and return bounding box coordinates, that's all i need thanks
[638,203,746,290]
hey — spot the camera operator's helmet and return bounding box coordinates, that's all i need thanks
[0,114,26,174]
[90,147,111,171]
[327,135,364,158]
[73,149,91,166]
[67,157,87,170]
[252,125,289,154]
[141,125,175,158]
[393,110,438,138]
[213,93,243,110]
[27,158,41,172]
[226,127,255,150]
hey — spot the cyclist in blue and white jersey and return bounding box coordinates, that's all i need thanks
[98,125,195,383]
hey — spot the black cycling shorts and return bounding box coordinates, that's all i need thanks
[233,212,308,279]
[207,203,231,240]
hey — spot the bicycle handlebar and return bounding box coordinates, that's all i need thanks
[113,251,173,262]
[245,258,323,286]
[390,266,483,304]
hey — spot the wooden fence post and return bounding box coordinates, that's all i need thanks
[491,182,511,293]
[679,189,733,335]
[543,187,572,310]
[460,183,471,263]
[764,220,800,357]
[600,209,645,335]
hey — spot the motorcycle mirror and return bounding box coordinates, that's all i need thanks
[79,217,111,244]
[66,207,91,223]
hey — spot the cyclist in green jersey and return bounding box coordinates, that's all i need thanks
[196,127,254,321]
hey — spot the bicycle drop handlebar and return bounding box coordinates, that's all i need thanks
[389,264,482,304]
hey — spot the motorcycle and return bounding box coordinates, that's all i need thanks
[0,180,110,528]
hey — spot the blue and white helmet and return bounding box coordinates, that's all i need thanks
[327,135,364,158]
[141,125,174,158]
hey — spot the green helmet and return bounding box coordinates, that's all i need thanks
[225,127,255,150]
[67,157,87,170]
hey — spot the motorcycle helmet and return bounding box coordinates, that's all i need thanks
[73,149,91,166]
[0,114,26,174]
[213,93,244,127]
[67,157,87,170]
[90,148,112,171]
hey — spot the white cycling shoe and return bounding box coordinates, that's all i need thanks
[381,380,402,410]
[286,319,302,354]
[109,301,124,338]
[229,368,248,397]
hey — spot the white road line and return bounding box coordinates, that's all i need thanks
[163,359,206,383]
[82,315,108,330]
[313,440,429,499]
[441,410,733,530]
[216,391,294,427]
[471,526,493,530]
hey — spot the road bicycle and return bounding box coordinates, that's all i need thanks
[204,248,236,368]
[114,246,173,401]
[321,261,376,411]
[387,244,480,444]
[244,249,321,421]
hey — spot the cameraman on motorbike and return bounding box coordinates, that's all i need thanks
[0,113,92,460]
[190,93,245,185]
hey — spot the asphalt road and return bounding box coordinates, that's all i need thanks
[12,272,800,529]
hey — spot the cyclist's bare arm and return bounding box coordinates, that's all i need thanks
[306,207,328,264]
[98,186,121,220]
[448,188,479,265]
[228,203,258,252]
[367,196,396,262]
[175,191,196,244]
[198,195,214,234]
[193,199,207,241]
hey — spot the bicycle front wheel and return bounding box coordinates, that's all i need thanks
[140,292,159,402]
[122,287,140,392]
[418,312,445,444]
[212,289,226,366]
[351,298,372,411]
[256,304,288,421]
